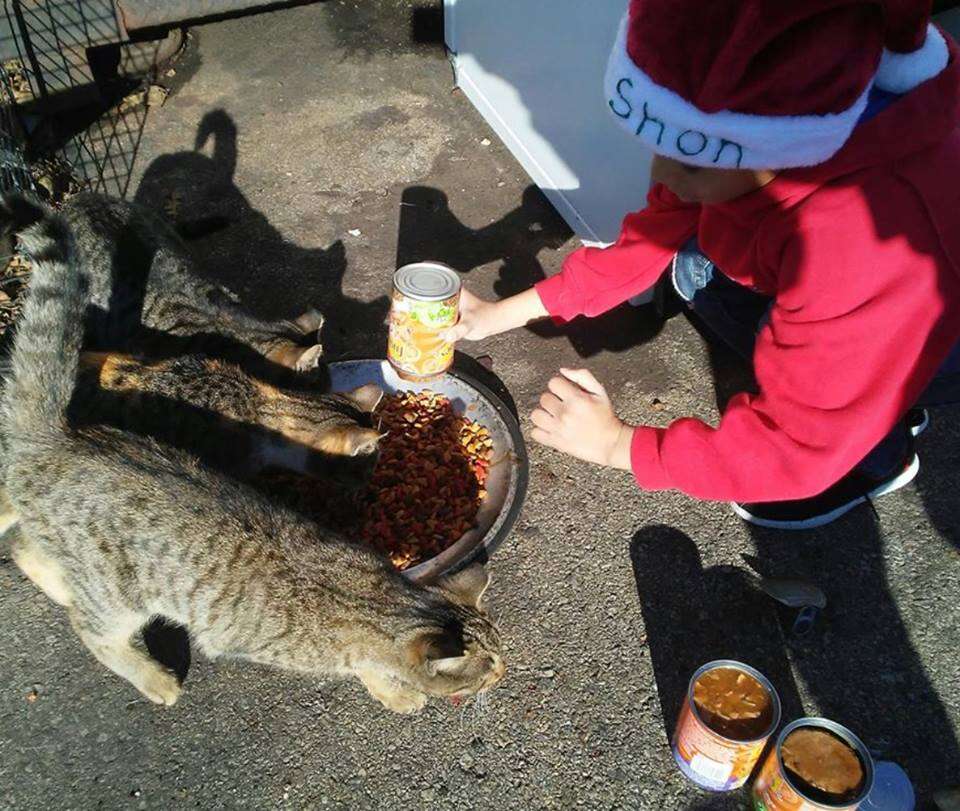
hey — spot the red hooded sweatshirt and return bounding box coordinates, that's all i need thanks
[535,39,960,503]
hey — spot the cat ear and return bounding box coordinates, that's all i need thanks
[438,564,490,609]
[406,629,465,669]
[344,383,384,413]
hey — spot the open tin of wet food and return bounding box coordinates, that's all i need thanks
[752,718,875,810]
[672,660,782,791]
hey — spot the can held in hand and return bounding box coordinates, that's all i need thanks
[388,262,461,381]
[672,660,781,791]
[752,718,874,811]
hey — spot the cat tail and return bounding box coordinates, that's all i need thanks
[0,194,87,439]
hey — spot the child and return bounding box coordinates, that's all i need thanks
[447,0,960,529]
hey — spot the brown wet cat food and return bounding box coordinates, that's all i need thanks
[693,666,774,741]
[782,727,866,803]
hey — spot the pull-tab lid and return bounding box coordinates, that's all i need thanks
[394,262,461,302]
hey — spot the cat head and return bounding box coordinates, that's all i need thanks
[275,383,385,488]
[404,565,505,700]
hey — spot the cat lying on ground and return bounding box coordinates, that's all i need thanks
[1,201,505,711]
[0,193,384,528]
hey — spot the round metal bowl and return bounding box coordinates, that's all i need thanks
[326,359,529,583]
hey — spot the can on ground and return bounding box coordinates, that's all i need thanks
[752,718,875,811]
[672,660,782,792]
[387,262,461,381]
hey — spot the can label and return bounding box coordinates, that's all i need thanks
[753,746,812,811]
[752,735,863,811]
[387,289,458,379]
[673,701,768,791]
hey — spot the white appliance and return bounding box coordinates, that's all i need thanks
[444,0,652,247]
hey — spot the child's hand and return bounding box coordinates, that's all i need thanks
[530,368,633,470]
[443,287,550,343]
[444,289,496,342]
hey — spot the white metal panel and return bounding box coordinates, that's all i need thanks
[444,0,653,246]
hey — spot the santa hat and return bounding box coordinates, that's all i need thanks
[606,0,951,169]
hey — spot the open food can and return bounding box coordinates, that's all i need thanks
[752,718,875,810]
[672,660,781,791]
[388,262,461,381]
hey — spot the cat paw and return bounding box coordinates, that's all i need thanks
[294,344,324,372]
[376,688,428,715]
[136,667,182,707]
[292,308,325,340]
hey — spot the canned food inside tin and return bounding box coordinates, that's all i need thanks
[781,725,868,806]
[692,664,777,741]
[672,660,782,792]
[388,263,461,380]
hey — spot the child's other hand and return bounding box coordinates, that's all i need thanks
[443,289,495,342]
[530,368,633,471]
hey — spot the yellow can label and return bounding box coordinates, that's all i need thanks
[388,291,458,378]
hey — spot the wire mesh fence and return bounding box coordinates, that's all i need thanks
[0,0,166,199]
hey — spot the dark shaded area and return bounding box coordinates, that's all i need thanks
[395,184,670,359]
[748,515,960,802]
[410,5,444,46]
[629,525,804,745]
[141,618,191,682]
[132,109,391,361]
[631,517,960,803]
[323,0,447,59]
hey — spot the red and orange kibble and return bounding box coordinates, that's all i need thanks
[259,391,494,570]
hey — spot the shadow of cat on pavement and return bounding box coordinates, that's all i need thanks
[132,108,391,361]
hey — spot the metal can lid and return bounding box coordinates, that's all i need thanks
[394,262,461,302]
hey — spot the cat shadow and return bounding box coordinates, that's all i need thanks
[131,108,391,360]
[395,184,669,359]
[628,525,804,746]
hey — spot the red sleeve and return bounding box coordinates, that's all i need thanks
[535,184,700,322]
[628,185,959,501]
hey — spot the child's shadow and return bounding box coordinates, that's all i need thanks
[396,185,668,359]
[631,520,960,803]
[133,108,391,360]
[629,525,804,745]
[126,109,394,675]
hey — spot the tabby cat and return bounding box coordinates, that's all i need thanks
[55,191,327,374]
[2,201,505,711]
[1,193,384,506]
[74,349,384,488]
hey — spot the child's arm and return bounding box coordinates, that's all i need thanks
[448,185,700,341]
[535,184,699,322]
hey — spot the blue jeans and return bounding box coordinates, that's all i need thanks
[672,238,960,480]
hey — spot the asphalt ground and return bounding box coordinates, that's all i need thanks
[2,3,958,809]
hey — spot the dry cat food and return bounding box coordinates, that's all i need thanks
[262,390,494,570]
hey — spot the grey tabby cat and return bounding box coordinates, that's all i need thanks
[0,193,384,510]
[59,191,326,374]
[75,349,383,487]
[1,203,505,711]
